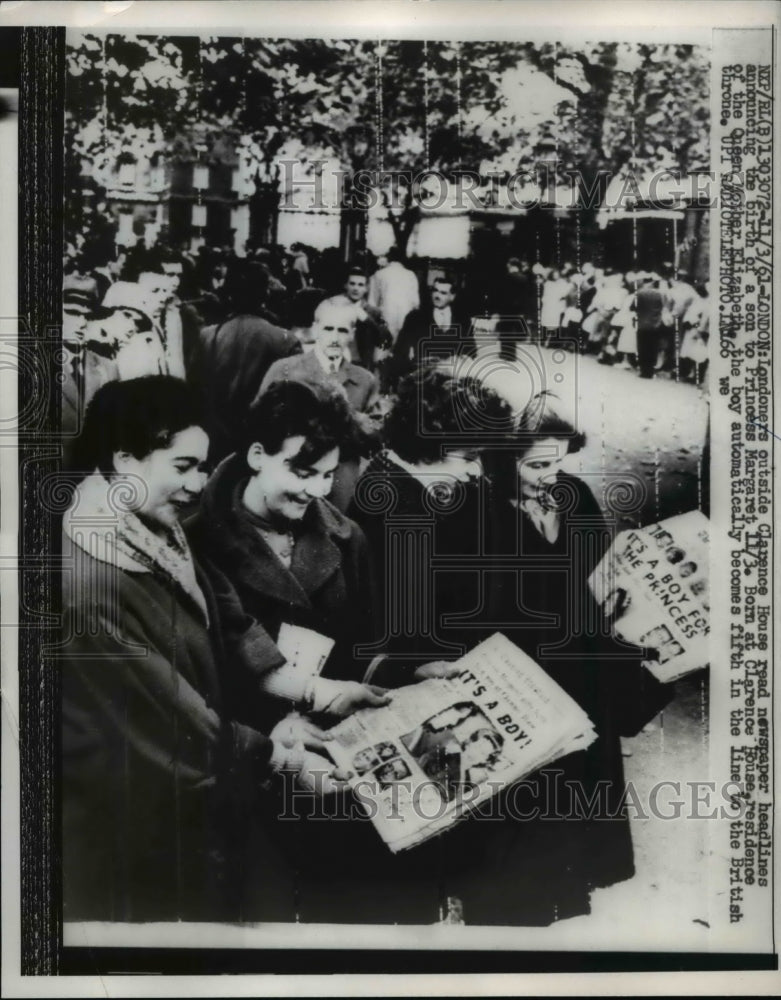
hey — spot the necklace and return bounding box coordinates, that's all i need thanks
[255,523,296,568]
[239,483,297,568]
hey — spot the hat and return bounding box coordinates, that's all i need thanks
[63,273,99,313]
[63,289,94,315]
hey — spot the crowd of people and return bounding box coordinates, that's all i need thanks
[60,234,679,928]
[62,240,709,480]
[491,258,710,384]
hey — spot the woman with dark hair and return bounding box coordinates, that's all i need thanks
[61,375,343,923]
[188,378,465,924]
[349,365,511,683]
[187,380,390,732]
[352,378,669,926]
[346,366,554,926]
[501,389,592,550]
[470,391,673,924]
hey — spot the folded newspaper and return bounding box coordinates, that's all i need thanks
[588,509,710,683]
[327,632,597,853]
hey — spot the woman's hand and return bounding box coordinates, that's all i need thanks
[270,711,332,753]
[414,660,463,681]
[296,749,352,795]
[270,740,351,795]
[308,677,392,718]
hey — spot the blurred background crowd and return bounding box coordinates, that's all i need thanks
[63,236,710,485]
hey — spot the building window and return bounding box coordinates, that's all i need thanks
[168,199,192,243]
[170,162,193,194]
[206,202,231,247]
[210,163,233,197]
[118,161,136,188]
[117,211,135,245]
[193,165,209,190]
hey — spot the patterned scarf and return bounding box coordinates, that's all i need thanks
[64,472,209,625]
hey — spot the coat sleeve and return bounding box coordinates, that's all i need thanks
[565,477,674,734]
[599,652,675,737]
[345,509,423,690]
[200,555,286,678]
[61,591,275,795]
[327,521,389,685]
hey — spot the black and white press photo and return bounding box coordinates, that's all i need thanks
[57,21,714,932]
[2,1,779,993]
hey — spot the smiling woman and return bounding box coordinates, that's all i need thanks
[59,376,342,922]
[187,379,386,724]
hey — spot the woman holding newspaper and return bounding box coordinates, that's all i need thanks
[60,375,357,922]
[474,391,673,921]
[187,377,467,923]
[350,367,599,926]
[350,376,671,925]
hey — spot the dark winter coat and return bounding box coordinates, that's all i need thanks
[348,449,487,684]
[350,458,672,924]
[60,525,290,923]
[390,302,475,389]
[188,453,452,924]
[190,312,300,461]
[186,454,378,733]
[474,470,674,918]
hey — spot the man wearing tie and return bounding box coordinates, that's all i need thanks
[258,301,383,510]
[61,283,118,471]
[391,274,474,389]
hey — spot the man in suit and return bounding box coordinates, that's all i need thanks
[61,284,118,471]
[390,274,474,389]
[259,301,383,510]
[327,266,392,376]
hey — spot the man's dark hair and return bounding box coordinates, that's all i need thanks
[386,245,404,263]
[345,266,368,283]
[384,366,511,465]
[433,273,456,292]
[78,375,206,477]
[122,245,177,281]
[242,380,356,471]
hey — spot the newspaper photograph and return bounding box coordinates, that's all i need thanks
[328,632,597,851]
[0,1,779,997]
[588,509,710,683]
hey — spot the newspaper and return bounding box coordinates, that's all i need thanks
[327,632,596,852]
[2,0,779,993]
[588,510,710,683]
